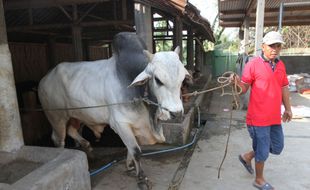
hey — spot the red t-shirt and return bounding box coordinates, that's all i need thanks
[241,56,289,126]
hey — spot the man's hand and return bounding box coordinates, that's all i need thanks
[282,110,292,122]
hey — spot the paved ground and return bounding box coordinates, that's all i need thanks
[180,91,310,190]
[91,88,310,190]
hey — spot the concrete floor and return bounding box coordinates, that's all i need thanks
[91,89,310,190]
[180,91,310,190]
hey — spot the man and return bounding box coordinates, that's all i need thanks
[236,31,292,190]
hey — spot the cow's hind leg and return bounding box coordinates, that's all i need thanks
[67,119,93,152]
[48,116,67,148]
[112,123,151,190]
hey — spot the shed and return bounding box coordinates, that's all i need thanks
[0,0,215,150]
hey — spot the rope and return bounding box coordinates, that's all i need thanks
[217,99,234,179]
[20,98,142,112]
[19,97,171,112]
[214,71,242,178]
[182,72,242,110]
[20,72,241,113]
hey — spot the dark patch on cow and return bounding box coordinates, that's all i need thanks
[113,32,149,98]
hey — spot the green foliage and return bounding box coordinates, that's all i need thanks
[203,13,239,53]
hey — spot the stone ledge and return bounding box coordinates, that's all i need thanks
[162,75,212,145]
[0,146,91,190]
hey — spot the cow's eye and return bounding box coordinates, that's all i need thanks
[155,77,163,86]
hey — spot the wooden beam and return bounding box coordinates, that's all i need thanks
[220,15,310,23]
[57,5,72,21]
[5,0,114,10]
[7,20,133,31]
[220,9,245,15]
[221,15,310,23]
[264,6,310,13]
[261,20,310,26]
[245,0,256,16]
[219,22,242,27]
[220,5,310,15]
[77,3,98,23]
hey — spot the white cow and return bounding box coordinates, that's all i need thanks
[38,32,190,188]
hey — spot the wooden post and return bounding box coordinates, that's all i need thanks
[0,0,24,152]
[121,0,127,20]
[173,16,183,61]
[48,36,57,68]
[244,17,250,54]
[194,39,202,72]
[72,5,83,61]
[134,1,153,52]
[186,27,194,71]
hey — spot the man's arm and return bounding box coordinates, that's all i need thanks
[232,75,250,94]
[282,86,292,122]
[239,81,250,94]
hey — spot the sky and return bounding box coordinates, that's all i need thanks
[189,0,239,40]
[189,0,217,23]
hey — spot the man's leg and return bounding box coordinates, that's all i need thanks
[255,161,266,185]
[242,150,254,163]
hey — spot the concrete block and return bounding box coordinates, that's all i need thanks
[162,75,211,145]
[0,146,91,190]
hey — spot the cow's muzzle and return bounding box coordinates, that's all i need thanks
[169,111,183,119]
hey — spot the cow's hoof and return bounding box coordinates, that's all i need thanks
[137,176,152,190]
[126,161,135,171]
[126,169,136,177]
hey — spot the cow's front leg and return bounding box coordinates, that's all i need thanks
[112,123,151,190]
[133,147,152,190]
[126,153,135,172]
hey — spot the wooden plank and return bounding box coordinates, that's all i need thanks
[7,20,133,31]
[5,0,114,10]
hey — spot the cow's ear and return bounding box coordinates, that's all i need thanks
[184,69,193,85]
[143,50,154,62]
[128,71,151,87]
[174,46,180,55]
[184,68,192,79]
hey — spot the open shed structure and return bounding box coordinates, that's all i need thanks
[3,0,214,84]
[218,0,310,55]
[0,1,214,189]
[0,0,215,152]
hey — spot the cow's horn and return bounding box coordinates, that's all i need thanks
[174,46,180,54]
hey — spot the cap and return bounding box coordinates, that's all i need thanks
[262,31,285,45]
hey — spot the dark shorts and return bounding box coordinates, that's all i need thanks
[247,125,284,162]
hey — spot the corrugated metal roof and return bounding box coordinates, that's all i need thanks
[219,0,310,27]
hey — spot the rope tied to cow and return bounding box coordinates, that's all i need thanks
[183,71,242,109]
[183,71,242,97]
[20,98,143,112]
[20,71,242,113]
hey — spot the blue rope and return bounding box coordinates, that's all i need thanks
[89,160,118,176]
